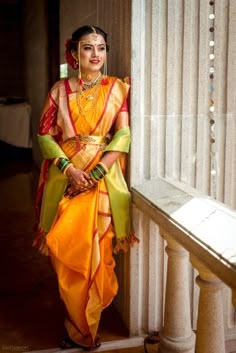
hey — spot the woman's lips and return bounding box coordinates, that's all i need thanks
[90,60,100,64]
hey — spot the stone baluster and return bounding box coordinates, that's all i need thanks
[159,232,195,353]
[190,255,225,353]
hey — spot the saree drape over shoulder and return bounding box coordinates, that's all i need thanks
[33,76,138,348]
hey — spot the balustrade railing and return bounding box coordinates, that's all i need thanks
[131,177,236,353]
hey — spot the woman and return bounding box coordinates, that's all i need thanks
[33,25,138,350]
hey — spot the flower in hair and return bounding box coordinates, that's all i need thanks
[65,38,78,70]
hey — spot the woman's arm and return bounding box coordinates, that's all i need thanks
[99,110,129,169]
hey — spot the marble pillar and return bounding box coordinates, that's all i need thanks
[159,232,195,353]
[191,255,225,353]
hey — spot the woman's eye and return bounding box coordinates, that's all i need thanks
[82,46,105,51]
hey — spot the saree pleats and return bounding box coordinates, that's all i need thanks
[47,179,118,346]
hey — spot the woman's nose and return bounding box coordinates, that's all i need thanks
[92,47,98,57]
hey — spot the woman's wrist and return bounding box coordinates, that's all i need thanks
[89,162,109,182]
[54,158,73,175]
[98,161,109,174]
[64,164,74,176]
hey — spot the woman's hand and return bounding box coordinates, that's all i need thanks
[65,165,95,197]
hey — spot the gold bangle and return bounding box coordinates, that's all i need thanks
[53,158,60,166]
[63,163,73,176]
[98,161,109,174]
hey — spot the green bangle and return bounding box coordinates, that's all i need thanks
[91,169,100,181]
[93,167,104,179]
[90,170,99,182]
[57,158,71,172]
[97,162,108,174]
[58,158,67,169]
[62,163,73,175]
[96,164,106,176]
[61,161,71,172]
[90,162,108,182]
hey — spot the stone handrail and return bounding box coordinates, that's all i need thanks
[131,177,236,353]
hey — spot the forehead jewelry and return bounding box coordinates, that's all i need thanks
[91,26,99,41]
[91,34,99,41]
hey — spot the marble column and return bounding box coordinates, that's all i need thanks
[159,232,195,353]
[191,255,225,353]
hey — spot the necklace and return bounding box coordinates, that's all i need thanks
[76,74,102,122]
[81,72,102,91]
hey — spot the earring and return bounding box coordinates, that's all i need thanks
[77,42,83,86]
[74,60,79,70]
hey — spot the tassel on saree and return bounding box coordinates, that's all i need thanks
[113,232,140,254]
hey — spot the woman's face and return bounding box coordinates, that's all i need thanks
[76,33,106,76]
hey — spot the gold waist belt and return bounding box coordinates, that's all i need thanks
[65,135,109,146]
[78,134,109,145]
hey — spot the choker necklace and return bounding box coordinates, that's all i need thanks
[80,72,102,91]
[78,73,102,102]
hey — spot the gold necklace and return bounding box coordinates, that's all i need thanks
[78,73,102,101]
[81,72,102,91]
[76,75,102,122]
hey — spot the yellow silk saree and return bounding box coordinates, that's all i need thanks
[34,76,138,348]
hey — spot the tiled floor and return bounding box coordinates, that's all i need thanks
[0,157,139,353]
